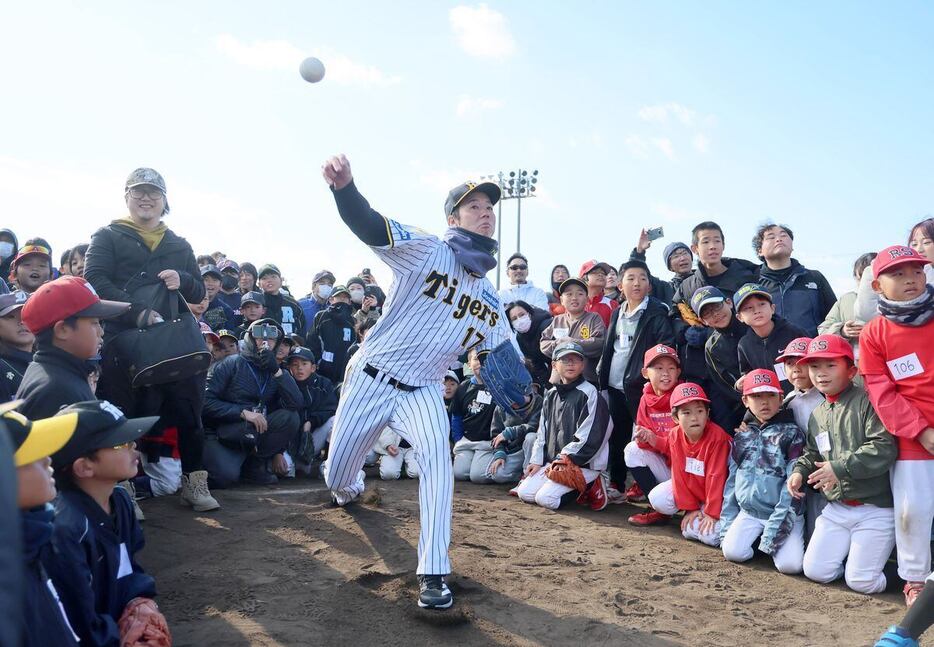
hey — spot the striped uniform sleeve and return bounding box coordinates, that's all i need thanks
[562,383,611,467]
[332,181,439,274]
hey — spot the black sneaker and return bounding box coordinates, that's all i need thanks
[241,458,277,485]
[417,574,453,610]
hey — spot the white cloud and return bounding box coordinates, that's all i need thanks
[449,4,517,60]
[638,102,697,126]
[214,34,401,86]
[455,95,504,118]
[693,133,710,153]
[625,135,651,159]
[653,137,676,160]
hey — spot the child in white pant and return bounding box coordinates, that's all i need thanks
[859,245,934,607]
[788,335,898,595]
[374,428,419,480]
[515,341,611,510]
[644,383,732,547]
[719,369,806,574]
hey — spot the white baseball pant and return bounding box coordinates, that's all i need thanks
[623,442,672,482]
[648,479,722,546]
[721,510,805,574]
[802,501,895,594]
[891,459,934,582]
[323,363,452,576]
[379,447,419,480]
[514,463,600,510]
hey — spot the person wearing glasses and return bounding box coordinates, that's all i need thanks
[202,318,302,487]
[498,252,549,312]
[84,168,219,512]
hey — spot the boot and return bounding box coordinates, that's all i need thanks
[117,480,145,521]
[180,470,220,512]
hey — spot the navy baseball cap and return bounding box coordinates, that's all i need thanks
[691,286,727,315]
[241,291,265,307]
[218,260,240,275]
[200,265,222,280]
[734,283,773,310]
[0,290,28,317]
[313,270,336,284]
[51,400,159,470]
[288,346,317,363]
[444,181,501,217]
[553,340,585,360]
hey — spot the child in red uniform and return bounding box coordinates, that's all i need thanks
[859,245,934,607]
[644,383,732,545]
[625,344,681,524]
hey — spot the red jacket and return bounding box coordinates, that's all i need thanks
[860,316,934,461]
[585,295,617,328]
[635,382,677,457]
[668,420,732,519]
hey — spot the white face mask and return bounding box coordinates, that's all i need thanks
[316,284,333,299]
[0,242,13,260]
[349,288,365,304]
[512,315,532,333]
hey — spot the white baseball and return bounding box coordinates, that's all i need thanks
[299,57,326,83]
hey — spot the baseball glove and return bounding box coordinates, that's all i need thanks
[119,597,172,647]
[677,302,704,327]
[545,455,587,493]
[479,340,533,413]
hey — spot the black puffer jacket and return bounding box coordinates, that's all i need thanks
[757,259,836,337]
[262,291,306,337]
[670,256,760,383]
[510,303,553,388]
[203,336,302,425]
[16,346,95,419]
[294,373,338,428]
[597,298,675,417]
[737,315,808,392]
[308,303,357,383]
[704,316,748,433]
[84,222,204,338]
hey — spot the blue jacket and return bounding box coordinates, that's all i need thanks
[298,295,327,337]
[757,259,836,337]
[719,408,805,554]
[203,337,303,425]
[43,488,156,647]
[21,506,79,647]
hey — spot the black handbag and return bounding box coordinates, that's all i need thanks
[110,286,212,388]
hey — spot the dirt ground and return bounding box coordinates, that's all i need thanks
[141,474,907,647]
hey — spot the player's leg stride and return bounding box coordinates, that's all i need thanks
[321,154,534,609]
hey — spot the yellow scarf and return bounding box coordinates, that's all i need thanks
[113,217,168,252]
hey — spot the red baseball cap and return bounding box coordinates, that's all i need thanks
[643,344,680,368]
[742,369,782,395]
[21,276,131,334]
[798,333,854,364]
[670,382,710,408]
[872,245,928,279]
[579,260,613,277]
[775,337,813,363]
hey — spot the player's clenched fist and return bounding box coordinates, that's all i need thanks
[322,154,353,190]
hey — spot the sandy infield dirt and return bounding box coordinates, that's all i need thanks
[141,476,905,646]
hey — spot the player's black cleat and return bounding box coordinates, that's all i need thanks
[417,574,453,610]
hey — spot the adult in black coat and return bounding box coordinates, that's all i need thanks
[597,294,674,489]
[83,167,216,511]
[202,319,302,487]
[505,301,553,390]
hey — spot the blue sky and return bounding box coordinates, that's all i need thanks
[1,1,932,297]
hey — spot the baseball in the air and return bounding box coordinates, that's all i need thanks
[299,57,326,83]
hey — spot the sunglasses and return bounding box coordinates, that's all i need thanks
[508,264,528,271]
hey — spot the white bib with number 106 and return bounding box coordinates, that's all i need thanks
[685,457,705,477]
[886,353,923,381]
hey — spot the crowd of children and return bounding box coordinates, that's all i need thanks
[1,166,933,645]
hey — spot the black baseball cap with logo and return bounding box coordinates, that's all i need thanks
[444,181,501,217]
[51,400,158,469]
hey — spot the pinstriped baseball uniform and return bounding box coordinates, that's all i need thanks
[323,217,513,576]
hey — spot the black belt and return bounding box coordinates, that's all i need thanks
[363,364,416,392]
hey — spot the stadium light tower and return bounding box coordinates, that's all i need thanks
[480,168,540,289]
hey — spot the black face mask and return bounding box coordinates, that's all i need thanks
[551,280,562,292]
[221,275,238,291]
[329,302,351,315]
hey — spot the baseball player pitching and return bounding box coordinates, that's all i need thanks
[320,154,533,610]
